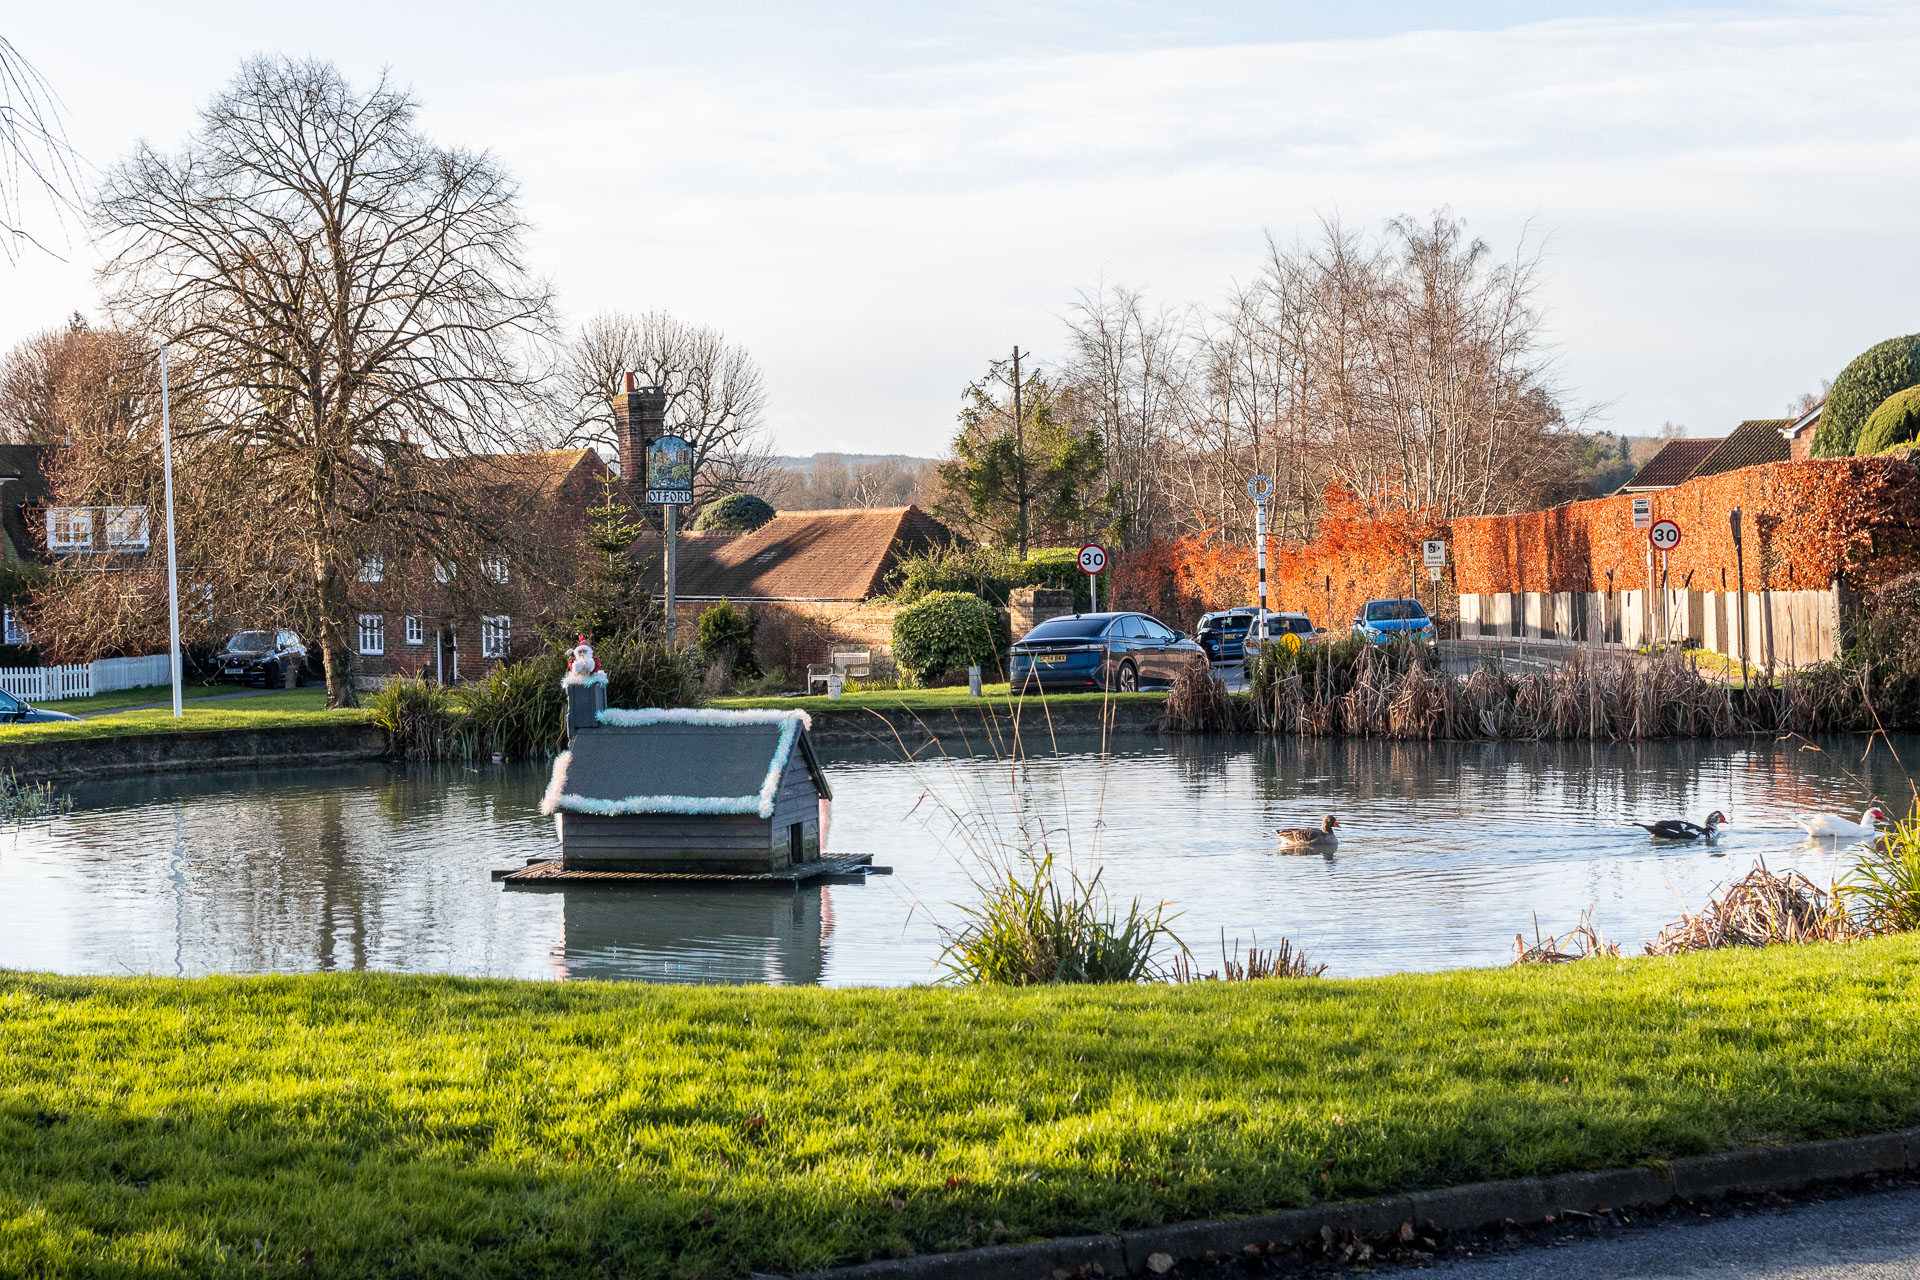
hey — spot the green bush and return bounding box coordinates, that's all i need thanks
[697,599,761,679]
[1813,333,1920,457]
[366,677,469,761]
[936,850,1180,985]
[691,492,775,532]
[891,591,1000,684]
[1857,384,1920,455]
[890,543,1089,608]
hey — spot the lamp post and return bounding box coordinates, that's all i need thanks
[159,344,183,719]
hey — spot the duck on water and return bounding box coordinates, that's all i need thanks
[1276,815,1339,852]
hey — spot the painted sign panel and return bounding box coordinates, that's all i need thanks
[646,435,694,506]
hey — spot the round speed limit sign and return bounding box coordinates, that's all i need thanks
[1648,519,1682,552]
[1077,543,1108,575]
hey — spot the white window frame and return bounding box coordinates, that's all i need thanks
[358,613,385,656]
[482,557,509,585]
[433,560,454,585]
[405,615,425,646]
[190,583,214,622]
[46,508,93,552]
[103,506,150,550]
[480,615,510,659]
[2,606,25,646]
[357,555,385,584]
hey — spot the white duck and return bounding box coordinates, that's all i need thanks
[1795,805,1890,842]
[1275,815,1339,852]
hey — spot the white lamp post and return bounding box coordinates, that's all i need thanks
[159,344,183,719]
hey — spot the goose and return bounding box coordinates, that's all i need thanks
[1795,805,1890,842]
[1275,815,1339,851]
[1631,811,1728,842]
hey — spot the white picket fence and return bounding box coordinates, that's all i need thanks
[0,653,172,703]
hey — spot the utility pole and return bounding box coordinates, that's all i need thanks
[1010,346,1028,560]
[159,344,183,719]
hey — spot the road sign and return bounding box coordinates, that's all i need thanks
[1428,565,1443,581]
[1632,496,1652,529]
[645,435,694,506]
[1649,519,1682,552]
[1422,539,1447,568]
[1077,543,1107,575]
[1246,474,1273,503]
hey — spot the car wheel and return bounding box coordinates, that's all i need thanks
[1117,660,1139,693]
[293,662,307,687]
[262,661,280,689]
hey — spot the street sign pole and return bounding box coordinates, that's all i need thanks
[664,502,677,646]
[159,344,183,719]
[1730,507,1748,684]
[1077,543,1107,613]
[1248,475,1272,642]
[645,431,695,646]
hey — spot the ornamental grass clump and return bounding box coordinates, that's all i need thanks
[365,676,468,761]
[1842,807,1920,934]
[936,849,1180,985]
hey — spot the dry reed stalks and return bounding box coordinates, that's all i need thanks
[1165,656,1235,733]
[1645,862,1859,955]
[1512,907,1620,964]
[1170,931,1326,981]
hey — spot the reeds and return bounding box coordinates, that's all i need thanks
[1170,931,1326,981]
[935,850,1181,985]
[0,771,71,823]
[1645,863,1859,955]
[1165,656,1233,732]
[1512,908,1620,964]
[1841,809,1920,934]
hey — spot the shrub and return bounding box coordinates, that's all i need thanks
[890,543,1088,609]
[1813,332,1920,457]
[891,591,1000,684]
[1856,384,1920,455]
[366,676,469,761]
[691,492,774,532]
[1843,808,1920,934]
[697,599,761,679]
[936,850,1180,985]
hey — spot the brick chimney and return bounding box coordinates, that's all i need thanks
[611,372,666,499]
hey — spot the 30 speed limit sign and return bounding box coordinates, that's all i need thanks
[1648,519,1682,552]
[1077,544,1107,575]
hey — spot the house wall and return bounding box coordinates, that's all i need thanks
[673,597,901,674]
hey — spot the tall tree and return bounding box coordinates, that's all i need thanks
[562,310,775,503]
[92,57,556,706]
[933,357,1111,552]
[0,37,81,261]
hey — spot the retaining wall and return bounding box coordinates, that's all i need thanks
[3,722,388,783]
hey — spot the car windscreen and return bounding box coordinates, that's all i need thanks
[1364,600,1428,622]
[0,690,20,714]
[226,631,274,653]
[1210,615,1252,630]
[1023,617,1113,641]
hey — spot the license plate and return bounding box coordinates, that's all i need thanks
[1035,654,1067,664]
[224,666,245,674]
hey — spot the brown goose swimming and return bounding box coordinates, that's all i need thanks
[1275,815,1339,851]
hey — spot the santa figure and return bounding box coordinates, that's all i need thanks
[567,636,600,679]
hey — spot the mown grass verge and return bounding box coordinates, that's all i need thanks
[712,683,1167,716]
[3,939,1918,1277]
[0,690,366,743]
[31,683,259,716]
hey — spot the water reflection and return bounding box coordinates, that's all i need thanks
[0,732,1911,984]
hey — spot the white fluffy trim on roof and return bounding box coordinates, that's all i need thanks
[540,709,808,819]
[561,670,608,688]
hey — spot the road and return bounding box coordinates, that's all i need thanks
[1424,1185,1920,1279]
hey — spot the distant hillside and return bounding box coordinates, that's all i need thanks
[766,452,940,511]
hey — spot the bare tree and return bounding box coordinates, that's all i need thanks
[92,56,556,705]
[0,316,146,445]
[0,37,82,260]
[563,310,775,503]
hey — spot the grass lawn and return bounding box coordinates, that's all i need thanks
[27,683,261,717]
[713,682,1167,716]
[2,938,1917,1277]
[0,690,367,743]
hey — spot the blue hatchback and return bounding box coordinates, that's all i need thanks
[1353,598,1436,644]
[1010,612,1205,693]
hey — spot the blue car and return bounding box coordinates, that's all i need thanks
[1196,608,1321,663]
[0,688,79,723]
[1353,598,1436,644]
[1009,612,1205,693]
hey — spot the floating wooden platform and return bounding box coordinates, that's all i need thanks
[492,853,886,887]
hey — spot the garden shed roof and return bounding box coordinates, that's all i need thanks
[539,708,829,818]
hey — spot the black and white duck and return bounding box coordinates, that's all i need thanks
[1631,811,1728,842]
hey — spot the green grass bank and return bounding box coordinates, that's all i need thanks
[3,939,1918,1277]
[710,683,1166,716]
[0,690,365,744]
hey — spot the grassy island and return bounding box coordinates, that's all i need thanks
[1,939,1917,1277]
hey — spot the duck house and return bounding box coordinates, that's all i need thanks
[539,682,831,874]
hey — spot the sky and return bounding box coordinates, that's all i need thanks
[3,1,1916,456]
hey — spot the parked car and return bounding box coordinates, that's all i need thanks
[1353,597,1436,644]
[1009,611,1205,693]
[0,688,78,723]
[213,629,311,687]
[1198,608,1323,663]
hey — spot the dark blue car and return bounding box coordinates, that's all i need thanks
[1195,608,1320,662]
[0,688,79,723]
[1010,612,1205,693]
[1353,597,1436,644]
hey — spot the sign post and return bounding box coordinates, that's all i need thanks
[1077,542,1107,613]
[1247,475,1273,643]
[1729,507,1748,684]
[1422,539,1447,623]
[1648,519,1681,650]
[646,435,695,645]
[158,344,183,719]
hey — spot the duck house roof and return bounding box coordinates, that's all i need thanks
[539,708,829,819]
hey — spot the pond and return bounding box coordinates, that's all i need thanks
[3,732,1913,985]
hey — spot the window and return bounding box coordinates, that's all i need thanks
[358,614,385,656]
[357,555,384,583]
[405,615,425,646]
[2,607,25,646]
[1024,616,1114,641]
[190,583,213,622]
[482,557,508,585]
[46,508,93,552]
[480,615,510,659]
[433,560,454,585]
[103,506,150,550]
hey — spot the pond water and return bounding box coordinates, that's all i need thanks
[3,732,1914,985]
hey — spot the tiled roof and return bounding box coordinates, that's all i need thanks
[1620,438,1723,492]
[1690,420,1793,479]
[449,448,603,497]
[631,506,955,601]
